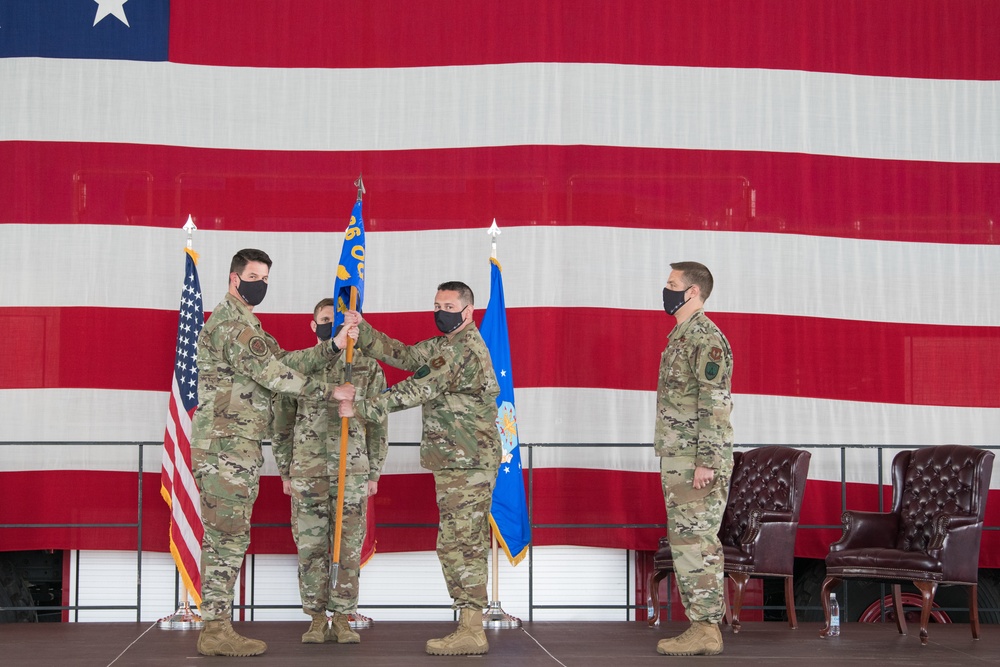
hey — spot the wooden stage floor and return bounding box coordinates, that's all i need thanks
[0,620,997,666]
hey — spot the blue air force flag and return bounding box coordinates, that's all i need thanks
[332,200,365,329]
[481,258,531,565]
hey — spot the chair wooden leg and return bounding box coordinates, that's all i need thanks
[891,584,907,636]
[722,576,732,627]
[914,580,937,646]
[647,569,669,628]
[819,576,841,638]
[969,584,980,640]
[729,573,748,633]
[784,576,798,629]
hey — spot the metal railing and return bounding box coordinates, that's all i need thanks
[1,441,998,622]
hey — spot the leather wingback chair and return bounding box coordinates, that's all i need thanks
[820,445,995,645]
[647,445,812,631]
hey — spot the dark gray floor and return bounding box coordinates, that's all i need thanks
[0,621,997,666]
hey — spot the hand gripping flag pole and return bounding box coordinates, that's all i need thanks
[331,176,365,592]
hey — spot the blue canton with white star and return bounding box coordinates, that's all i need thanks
[174,252,204,412]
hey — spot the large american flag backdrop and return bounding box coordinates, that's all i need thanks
[2,1,999,566]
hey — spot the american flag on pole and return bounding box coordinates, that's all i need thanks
[160,246,204,605]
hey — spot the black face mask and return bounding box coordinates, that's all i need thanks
[314,322,333,341]
[434,307,466,334]
[662,286,690,316]
[237,277,268,306]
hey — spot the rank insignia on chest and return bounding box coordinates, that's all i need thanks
[249,336,268,357]
[709,346,723,361]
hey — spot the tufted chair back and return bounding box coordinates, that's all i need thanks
[720,446,809,552]
[894,445,991,555]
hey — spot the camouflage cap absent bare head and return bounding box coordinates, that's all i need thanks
[313,297,334,320]
[670,261,714,301]
[231,248,273,274]
[437,281,474,307]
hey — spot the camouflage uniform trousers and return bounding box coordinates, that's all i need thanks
[660,456,732,624]
[290,473,368,615]
[433,468,496,610]
[192,436,263,621]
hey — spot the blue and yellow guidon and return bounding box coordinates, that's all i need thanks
[333,201,366,329]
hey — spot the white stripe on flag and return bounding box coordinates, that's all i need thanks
[2,59,999,161]
[4,387,998,465]
[6,224,1000,326]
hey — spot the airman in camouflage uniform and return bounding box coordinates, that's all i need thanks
[272,298,388,645]
[653,261,734,657]
[191,249,356,658]
[337,281,500,656]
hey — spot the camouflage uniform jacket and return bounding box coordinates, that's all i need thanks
[192,293,342,444]
[353,320,501,472]
[271,350,388,481]
[654,308,734,470]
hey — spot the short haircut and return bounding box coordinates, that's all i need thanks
[313,297,334,320]
[230,248,273,275]
[670,261,714,300]
[437,281,475,307]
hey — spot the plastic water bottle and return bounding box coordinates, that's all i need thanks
[647,597,656,623]
[828,593,841,636]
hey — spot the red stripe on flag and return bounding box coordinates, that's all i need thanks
[4,306,998,408]
[3,142,998,245]
[167,0,1000,80]
[5,469,999,567]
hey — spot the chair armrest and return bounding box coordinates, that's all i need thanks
[740,508,795,545]
[928,512,979,550]
[829,510,899,552]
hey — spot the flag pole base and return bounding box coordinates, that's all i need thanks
[483,601,521,629]
[349,612,373,630]
[157,602,204,630]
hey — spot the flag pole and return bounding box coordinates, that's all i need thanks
[331,177,365,590]
[159,214,204,630]
[483,219,521,630]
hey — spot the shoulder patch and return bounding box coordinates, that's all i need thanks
[709,346,723,361]
[248,336,268,358]
[235,326,256,346]
[429,356,446,370]
[705,361,720,380]
[414,364,431,379]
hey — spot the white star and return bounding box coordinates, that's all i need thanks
[93,0,130,27]
[187,391,196,401]
[500,369,507,377]
[503,466,510,474]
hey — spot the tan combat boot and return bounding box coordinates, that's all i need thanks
[301,612,329,644]
[328,612,361,644]
[656,620,723,656]
[425,607,489,655]
[196,619,268,656]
